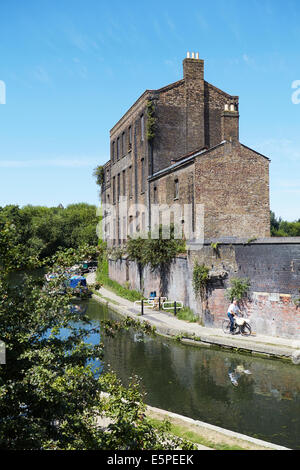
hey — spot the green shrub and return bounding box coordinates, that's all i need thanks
[225,277,250,302]
[192,262,209,299]
[177,307,197,323]
[96,247,144,302]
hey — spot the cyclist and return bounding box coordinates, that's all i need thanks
[227,299,241,334]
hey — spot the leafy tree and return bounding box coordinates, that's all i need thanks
[0,203,99,265]
[0,227,194,450]
[270,211,300,237]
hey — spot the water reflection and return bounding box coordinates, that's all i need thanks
[85,299,300,449]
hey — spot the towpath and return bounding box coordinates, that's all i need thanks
[86,273,300,364]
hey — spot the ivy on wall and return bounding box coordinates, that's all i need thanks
[192,262,209,300]
[146,100,156,141]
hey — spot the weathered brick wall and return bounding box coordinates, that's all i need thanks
[108,240,300,339]
[102,57,269,249]
[103,92,150,246]
[152,82,187,173]
[194,141,270,239]
[204,82,239,148]
[191,240,300,338]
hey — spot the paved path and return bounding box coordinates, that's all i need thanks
[86,273,300,364]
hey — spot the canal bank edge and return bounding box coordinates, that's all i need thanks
[145,405,290,451]
[88,280,300,365]
[98,391,289,451]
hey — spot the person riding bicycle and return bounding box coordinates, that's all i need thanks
[227,299,241,334]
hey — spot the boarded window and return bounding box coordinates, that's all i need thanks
[122,170,126,196]
[141,114,144,141]
[117,137,120,160]
[141,158,145,193]
[122,132,126,156]
[129,166,133,198]
[129,126,132,147]
[112,177,116,204]
[117,173,120,201]
[174,179,179,199]
[111,141,115,163]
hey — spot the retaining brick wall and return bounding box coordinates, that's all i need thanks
[108,239,300,339]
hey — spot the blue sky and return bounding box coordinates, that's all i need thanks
[0,0,299,220]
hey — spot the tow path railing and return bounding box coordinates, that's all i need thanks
[134,298,183,316]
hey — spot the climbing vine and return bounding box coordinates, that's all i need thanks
[192,262,209,300]
[146,100,156,141]
[126,224,186,296]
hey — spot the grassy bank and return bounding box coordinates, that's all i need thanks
[96,253,144,302]
[146,412,270,451]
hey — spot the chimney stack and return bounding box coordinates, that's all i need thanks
[221,102,239,142]
[183,52,204,81]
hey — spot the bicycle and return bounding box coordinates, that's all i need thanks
[222,315,251,336]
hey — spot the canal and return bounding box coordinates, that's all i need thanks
[82,298,300,449]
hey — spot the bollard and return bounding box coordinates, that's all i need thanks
[174,301,177,316]
[141,299,144,316]
[159,297,161,310]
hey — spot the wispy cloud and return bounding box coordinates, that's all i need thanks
[255,139,300,162]
[33,66,52,84]
[72,57,88,79]
[65,26,99,52]
[0,158,100,169]
[242,54,256,67]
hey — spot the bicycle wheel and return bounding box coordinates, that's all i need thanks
[222,319,231,334]
[241,323,251,336]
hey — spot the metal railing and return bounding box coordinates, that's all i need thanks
[134,298,183,316]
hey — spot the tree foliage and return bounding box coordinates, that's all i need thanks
[93,165,105,189]
[0,226,194,450]
[271,211,300,237]
[126,225,186,295]
[127,225,186,271]
[0,203,99,266]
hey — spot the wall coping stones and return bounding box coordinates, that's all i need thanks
[188,237,300,246]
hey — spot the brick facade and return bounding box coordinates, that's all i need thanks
[101,54,270,246]
[108,240,300,339]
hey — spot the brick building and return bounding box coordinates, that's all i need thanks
[101,53,270,245]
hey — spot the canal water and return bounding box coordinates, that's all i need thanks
[82,298,300,449]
